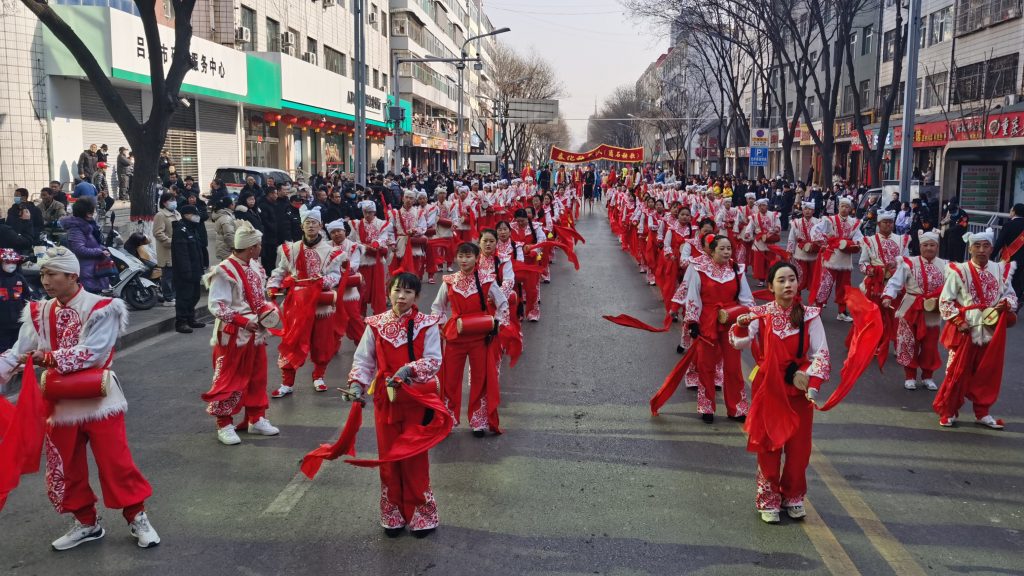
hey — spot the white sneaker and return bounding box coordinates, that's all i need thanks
[248,417,280,436]
[217,424,241,445]
[836,313,853,322]
[785,505,806,520]
[129,512,160,548]
[904,379,917,390]
[923,379,939,391]
[976,415,1005,430]
[313,378,328,392]
[52,519,105,551]
[162,300,176,307]
[759,510,781,524]
[271,385,293,398]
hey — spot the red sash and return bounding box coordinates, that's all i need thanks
[1000,228,1024,263]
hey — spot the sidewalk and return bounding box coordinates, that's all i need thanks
[116,295,213,350]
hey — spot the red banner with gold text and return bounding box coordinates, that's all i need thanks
[551,144,644,164]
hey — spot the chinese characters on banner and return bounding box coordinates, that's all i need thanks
[550,144,644,164]
[135,37,227,78]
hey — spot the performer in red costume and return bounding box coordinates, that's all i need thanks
[883,230,946,391]
[342,273,450,538]
[203,221,282,445]
[326,217,366,339]
[478,227,520,367]
[352,200,393,315]
[786,202,820,295]
[934,228,1018,429]
[730,261,831,524]
[432,242,509,435]
[680,235,754,422]
[428,187,459,281]
[267,206,345,397]
[390,190,428,276]
[811,197,862,322]
[0,248,160,550]
[509,208,546,322]
[740,198,782,287]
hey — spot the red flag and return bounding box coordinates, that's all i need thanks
[347,382,453,467]
[0,357,48,511]
[300,400,364,479]
[816,289,882,411]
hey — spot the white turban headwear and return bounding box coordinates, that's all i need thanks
[234,220,263,249]
[39,246,80,275]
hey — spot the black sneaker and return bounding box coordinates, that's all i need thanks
[701,413,714,424]
[175,322,193,334]
[188,320,207,329]
[383,527,404,538]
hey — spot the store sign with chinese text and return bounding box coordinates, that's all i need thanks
[109,8,247,97]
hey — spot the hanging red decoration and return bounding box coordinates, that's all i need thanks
[282,114,299,125]
[263,111,281,126]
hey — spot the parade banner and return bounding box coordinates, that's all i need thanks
[551,144,644,164]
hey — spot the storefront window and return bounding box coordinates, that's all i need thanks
[244,113,279,168]
[293,128,304,175]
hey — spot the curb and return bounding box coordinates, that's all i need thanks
[116,309,214,351]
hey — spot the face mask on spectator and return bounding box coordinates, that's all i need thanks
[2,264,17,273]
[186,214,200,223]
[13,197,21,205]
[166,201,178,211]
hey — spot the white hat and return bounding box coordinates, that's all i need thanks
[745,192,756,199]
[325,219,348,233]
[300,205,322,224]
[755,198,769,206]
[838,196,854,207]
[459,185,470,192]
[967,227,995,245]
[234,220,263,249]
[918,230,940,244]
[801,201,815,210]
[39,246,80,275]
[417,190,428,199]
[876,210,897,221]
[435,186,447,194]
[403,189,416,199]
[359,200,377,212]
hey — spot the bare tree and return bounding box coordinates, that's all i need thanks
[490,43,563,169]
[653,74,713,176]
[528,115,571,165]
[21,0,197,223]
[588,85,645,150]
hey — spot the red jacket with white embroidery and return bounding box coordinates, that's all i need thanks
[729,302,831,394]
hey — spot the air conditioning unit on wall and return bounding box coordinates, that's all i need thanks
[303,52,318,65]
[322,0,337,7]
[235,26,251,43]
[281,31,296,48]
[368,12,378,25]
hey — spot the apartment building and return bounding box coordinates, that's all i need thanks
[878,0,1024,211]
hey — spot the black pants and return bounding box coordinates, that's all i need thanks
[174,279,201,322]
[261,243,277,275]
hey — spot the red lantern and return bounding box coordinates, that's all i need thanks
[328,123,337,131]
[263,111,281,126]
[316,120,327,130]
[301,118,313,128]
[282,114,298,125]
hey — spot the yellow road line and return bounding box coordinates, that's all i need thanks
[801,499,862,576]
[811,447,930,576]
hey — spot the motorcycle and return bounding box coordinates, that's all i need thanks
[104,212,160,310]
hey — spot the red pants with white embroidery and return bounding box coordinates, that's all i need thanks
[815,268,852,313]
[441,335,495,429]
[281,316,339,385]
[795,259,815,294]
[756,396,813,511]
[207,340,269,427]
[375,411,437,530]
[516,270,541,321]
[695,329,747,416]
[47,413,152,525]
[752,249,774,281]
[898,322,941,380]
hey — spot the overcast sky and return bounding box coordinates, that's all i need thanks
[483,0,668,148]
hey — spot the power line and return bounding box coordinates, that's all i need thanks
[488,6,625,16]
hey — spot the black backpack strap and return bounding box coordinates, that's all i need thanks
[406,318,416,362]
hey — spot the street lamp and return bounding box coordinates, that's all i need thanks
[458,27,511,173]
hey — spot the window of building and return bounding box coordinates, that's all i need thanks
[929,6,953,45]
[915,77,923,109]
[786,101,794,118]
[325,46,346,76]
[806,96,816,119]
[162,0,174,20]
[810,50,818,68]
[381,11,388,36]
[919,17,927,48]
[986,53,1019,98]
[882,29,896,62]
[266,18,281,53]
[924,72,947,108]
[952,53,1019,103]
[956,0,1021,36]
[239,5,256,52]
[880,82,905,113]
[382,72,388,89]
[850,31,858,53]
[307,37,317,58]
[859,79,872,109]
[370,3,378,29]
[843,85,855,114]
[351,57,356,78]
[373,68,379,89]
[862,24,873,55]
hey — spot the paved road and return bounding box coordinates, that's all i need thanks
[2,209,1023,575]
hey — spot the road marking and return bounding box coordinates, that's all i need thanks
[801,499,862,576]
[811,447,929,576]
[262,472,313,516]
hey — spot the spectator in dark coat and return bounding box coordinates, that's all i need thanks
[180,191,210,268]
[78,145,98,179]
[940,200,968,262]
[60,197,111,294]
[283,194,304,242]
[257,188,281,273]
[7,189,43,241]
[171,204,206,333]
[234,191,264,231]
[324,189,346,224]
[994,203,1024,300]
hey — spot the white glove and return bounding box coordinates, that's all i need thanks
[340,382,363,402]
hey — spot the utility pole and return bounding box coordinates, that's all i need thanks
[354,0,367,186]
[457,28,511,173]
[898,0,922,202]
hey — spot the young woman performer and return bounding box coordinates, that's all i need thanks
[479,227,520,365]
[432,242,509,435]
[342,273,449,537]
[680,234,754,422]
[730,262,831,524]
